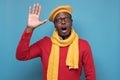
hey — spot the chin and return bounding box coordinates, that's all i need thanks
[61,33,70,39]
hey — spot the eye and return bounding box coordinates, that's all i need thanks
[64,17,71,22]
[57,18,62,22]
[55,17,71,23]
[55,18,62,23]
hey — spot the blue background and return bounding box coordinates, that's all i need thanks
[0,0,119,80]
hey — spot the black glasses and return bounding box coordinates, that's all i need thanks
[55,17,72,24]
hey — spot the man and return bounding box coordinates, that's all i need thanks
[16,3,96,80]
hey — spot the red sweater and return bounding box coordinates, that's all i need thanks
[16,30,96,80]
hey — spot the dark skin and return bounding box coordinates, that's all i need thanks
[26,4,72,40]
[54,12,73,40]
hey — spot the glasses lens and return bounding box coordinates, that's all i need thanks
[55,17,71,23]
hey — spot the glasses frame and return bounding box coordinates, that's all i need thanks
[54,17,72,24]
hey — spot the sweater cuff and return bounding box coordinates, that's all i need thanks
[21,29,33,40]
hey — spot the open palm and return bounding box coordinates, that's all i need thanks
[27,4,47,29]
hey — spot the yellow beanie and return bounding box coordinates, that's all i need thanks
[49,5,72,22]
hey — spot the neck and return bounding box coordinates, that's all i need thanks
[60,32,71,40]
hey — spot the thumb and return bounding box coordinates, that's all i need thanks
[40,19,47,25]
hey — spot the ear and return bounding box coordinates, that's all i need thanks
[54,26,57,29]
[54,23,57,29]
[71,19,73,26]
[71,18,73,22]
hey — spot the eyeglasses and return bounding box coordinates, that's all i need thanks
[55,17,72,24]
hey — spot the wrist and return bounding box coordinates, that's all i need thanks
[26,26,34,33]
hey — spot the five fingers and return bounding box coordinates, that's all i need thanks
[28,3,47,25]
[29,3,41,15]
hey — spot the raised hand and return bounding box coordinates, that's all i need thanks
[26,3,47,32]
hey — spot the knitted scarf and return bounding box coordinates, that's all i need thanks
[47,29,79,80]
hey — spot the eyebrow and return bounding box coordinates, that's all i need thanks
[56,16,70,19]
[56,12,71,17]
[56,14,71,19]
[54,13,72,22]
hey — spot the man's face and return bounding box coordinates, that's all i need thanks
[54,12,72,39]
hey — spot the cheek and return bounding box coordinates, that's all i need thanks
[67,23,72,29]
[69,22,72,26]
[54,24,61,30]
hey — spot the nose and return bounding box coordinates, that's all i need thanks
[61,19,66,24]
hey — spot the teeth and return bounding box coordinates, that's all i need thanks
[61,27,67,33]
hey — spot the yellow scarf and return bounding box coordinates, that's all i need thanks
[47,29,79,80]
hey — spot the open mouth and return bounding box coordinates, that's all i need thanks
[62,27,67,30]
[61,27,67,33]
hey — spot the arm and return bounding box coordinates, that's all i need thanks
[82,41,96,80]
[16,4,47,60]
[16,30,41,60]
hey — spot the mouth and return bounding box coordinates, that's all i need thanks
[61,27,67,33]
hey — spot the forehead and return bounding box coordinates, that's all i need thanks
[55,12,71,18]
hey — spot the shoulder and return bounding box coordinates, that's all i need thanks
[78,38,93,58]
[37,36,52,46]
[78,38,91,49]
[41,36,51,42]
[79,38,90,45]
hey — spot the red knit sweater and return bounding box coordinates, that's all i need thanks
[16,30,96,80]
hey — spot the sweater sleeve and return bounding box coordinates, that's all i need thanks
[16,29,42,61]
[82,41,96,80]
